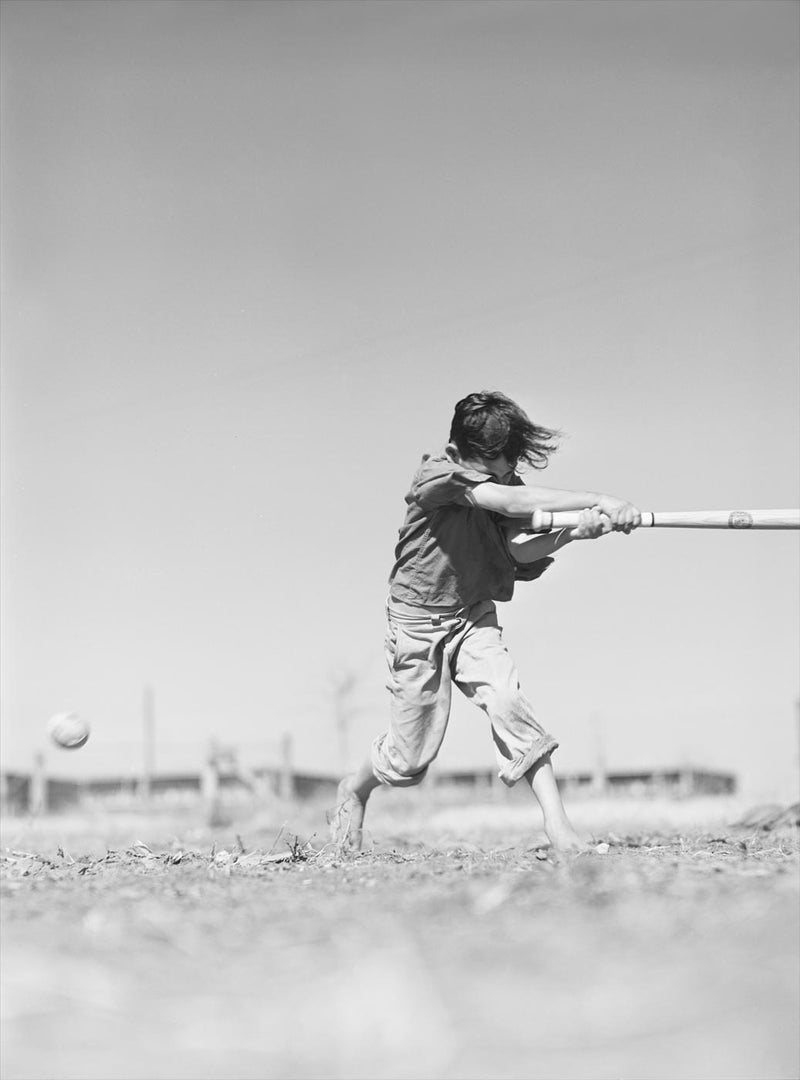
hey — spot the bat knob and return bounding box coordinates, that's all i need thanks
[531,509,553,532]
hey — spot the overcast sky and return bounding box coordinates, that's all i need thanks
[2,0,798,800]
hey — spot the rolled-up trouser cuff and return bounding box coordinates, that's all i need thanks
[370,734,430,787]
[497,735,559,786]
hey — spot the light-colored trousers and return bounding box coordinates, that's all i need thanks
[371,598,558,787]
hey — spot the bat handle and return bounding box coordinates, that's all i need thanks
[530,510,655,531]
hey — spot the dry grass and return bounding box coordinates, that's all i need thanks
[2,794,798,1080]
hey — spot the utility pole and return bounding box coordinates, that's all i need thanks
[795,697,800,798]
[591,713,608,795]
[30,751,48,815]
[279,732,294,800]
[332,670,358,773]
[141,684,155,804]
[202,738,220,819]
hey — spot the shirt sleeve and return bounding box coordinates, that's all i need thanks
[412,456,491,511]
[513,557,554,582]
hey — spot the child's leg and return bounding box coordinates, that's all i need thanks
[350,759,382,803]
[525,754,588,853]
[330,758,382,850]
[452,605,588,853]
[331,608,458,850]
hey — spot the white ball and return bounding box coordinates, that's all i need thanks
[47,712,90,750]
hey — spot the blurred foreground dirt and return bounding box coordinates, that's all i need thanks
[2,793,798,1080]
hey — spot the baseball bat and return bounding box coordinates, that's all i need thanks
[528,509,800,531]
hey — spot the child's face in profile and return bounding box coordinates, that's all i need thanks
[452,448,517,484]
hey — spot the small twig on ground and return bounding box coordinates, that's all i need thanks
[267,822,287,856]
[261,850,295,864]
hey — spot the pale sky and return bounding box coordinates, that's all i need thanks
[2,0,798,800]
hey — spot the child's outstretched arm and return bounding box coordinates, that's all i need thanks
[467,482,641,532]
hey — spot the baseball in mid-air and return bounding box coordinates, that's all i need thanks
[47,711,90,750]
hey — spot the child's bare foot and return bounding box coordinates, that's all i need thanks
[329,777,365,852]
[544,820,592,855]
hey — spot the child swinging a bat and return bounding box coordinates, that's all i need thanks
[330,390,641,854]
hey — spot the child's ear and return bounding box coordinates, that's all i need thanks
[445,442,461,461]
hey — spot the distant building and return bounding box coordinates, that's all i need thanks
[558,767,736,798]
[429,766,736,798]
[0,763,736,815]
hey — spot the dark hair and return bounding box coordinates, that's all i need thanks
[449,391,561,470]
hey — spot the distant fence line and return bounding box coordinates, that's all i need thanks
[0,746,736,817]
[1,737,300,816]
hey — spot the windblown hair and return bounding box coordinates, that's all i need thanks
[449,391,561,470]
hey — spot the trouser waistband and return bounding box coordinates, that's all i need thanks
[386,597,491,625]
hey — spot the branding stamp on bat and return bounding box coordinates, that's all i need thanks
[728,511,753,529]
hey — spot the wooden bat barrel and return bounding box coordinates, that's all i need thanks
[529,509,800,531]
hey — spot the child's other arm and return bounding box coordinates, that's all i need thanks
[467,483,641,532]
[504,508,613,563]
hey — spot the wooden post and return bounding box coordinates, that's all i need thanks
[202,740,220,814]
[678,767,693,798]
[332,672,357,774]
[591,714,608,796]
[484,768,499,802]
[30,752,47,815]
[424,764,438,808]
[141,684,155,803]
[279,733,294,800]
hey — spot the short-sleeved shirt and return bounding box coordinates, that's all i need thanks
[388,451,552,609]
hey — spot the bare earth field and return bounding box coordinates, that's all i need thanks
[2,792,798,1080]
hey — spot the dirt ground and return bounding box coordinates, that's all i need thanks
[2,791,798,1080]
